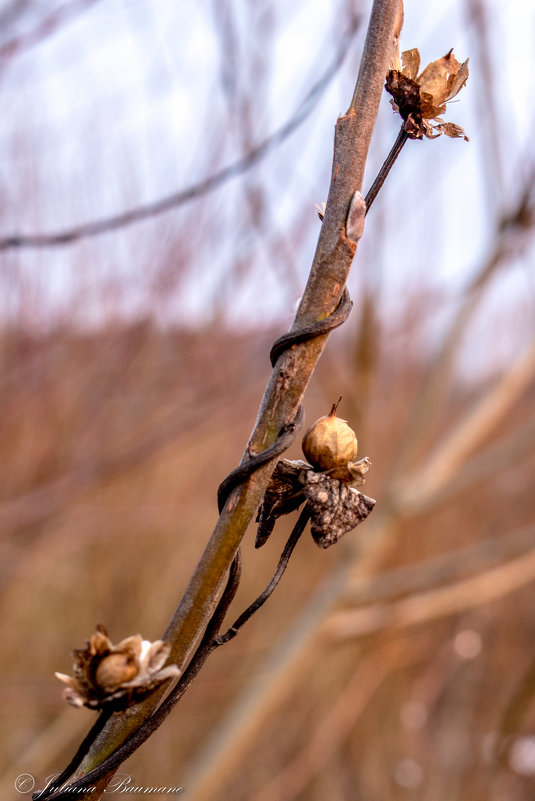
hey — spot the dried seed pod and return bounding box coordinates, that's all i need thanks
[55,625,180,709]
[94,652,138,692]
[302,401,358,480]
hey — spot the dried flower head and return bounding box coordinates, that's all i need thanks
[386,48,469,140]
[55,625,180,709]
[256,454,374,549]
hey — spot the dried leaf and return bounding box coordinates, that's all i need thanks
[303,472,376,548]
[255,459,307,547]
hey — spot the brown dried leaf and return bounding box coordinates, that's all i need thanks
[303,472,376,549]
[255,459,307,547]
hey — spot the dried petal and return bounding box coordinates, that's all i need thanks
[385,47,469,140]
[402,47,420,80]
[433,121,469,141]
[418,53,457,110]
[143,640,172,673]
[89,625,112,656]
[444,56,469,102]
[347,457,372,486]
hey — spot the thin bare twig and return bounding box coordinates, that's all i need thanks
[364,125,408,211]
[215,505,311,645]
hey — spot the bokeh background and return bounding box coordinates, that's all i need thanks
[1,1,534,799]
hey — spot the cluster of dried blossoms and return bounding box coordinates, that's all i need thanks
[257,403,375,548]
[386,47,469,140]
[55,625,179,709]
[55,50,469,702]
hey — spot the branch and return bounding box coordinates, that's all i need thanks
[46,2,402,795]
[327,541,535,640]
[252,641,419,801]
[388,164,535,478]
[215,505,311,645]
[0,0,102,64]
[391,334,535,514]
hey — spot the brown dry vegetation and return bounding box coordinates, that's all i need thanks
[1,2,535,800]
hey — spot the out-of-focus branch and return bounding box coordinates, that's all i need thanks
[465,0,505,204]
[0,366,247,540]
[0,0,102,65]
[391,334,535,514]
[327,542,535,640]
[411,414,535,512]
[389,167,535,477]
[343,524,535,604]
[0,19,357,251]
[179,542,383,801]
[179,516,533,801]
[252,641,418,801]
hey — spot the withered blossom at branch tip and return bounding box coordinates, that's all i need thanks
[256,400,376,551]
[55,625,180,709]
[256,457,375,549]
[386,47,469,141]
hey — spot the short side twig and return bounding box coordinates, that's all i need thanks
[215,505,312,646]
[365,125,408,212]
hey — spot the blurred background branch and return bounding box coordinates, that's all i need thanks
[0,13,359,251]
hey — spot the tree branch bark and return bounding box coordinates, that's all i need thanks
[58,2,402,795]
